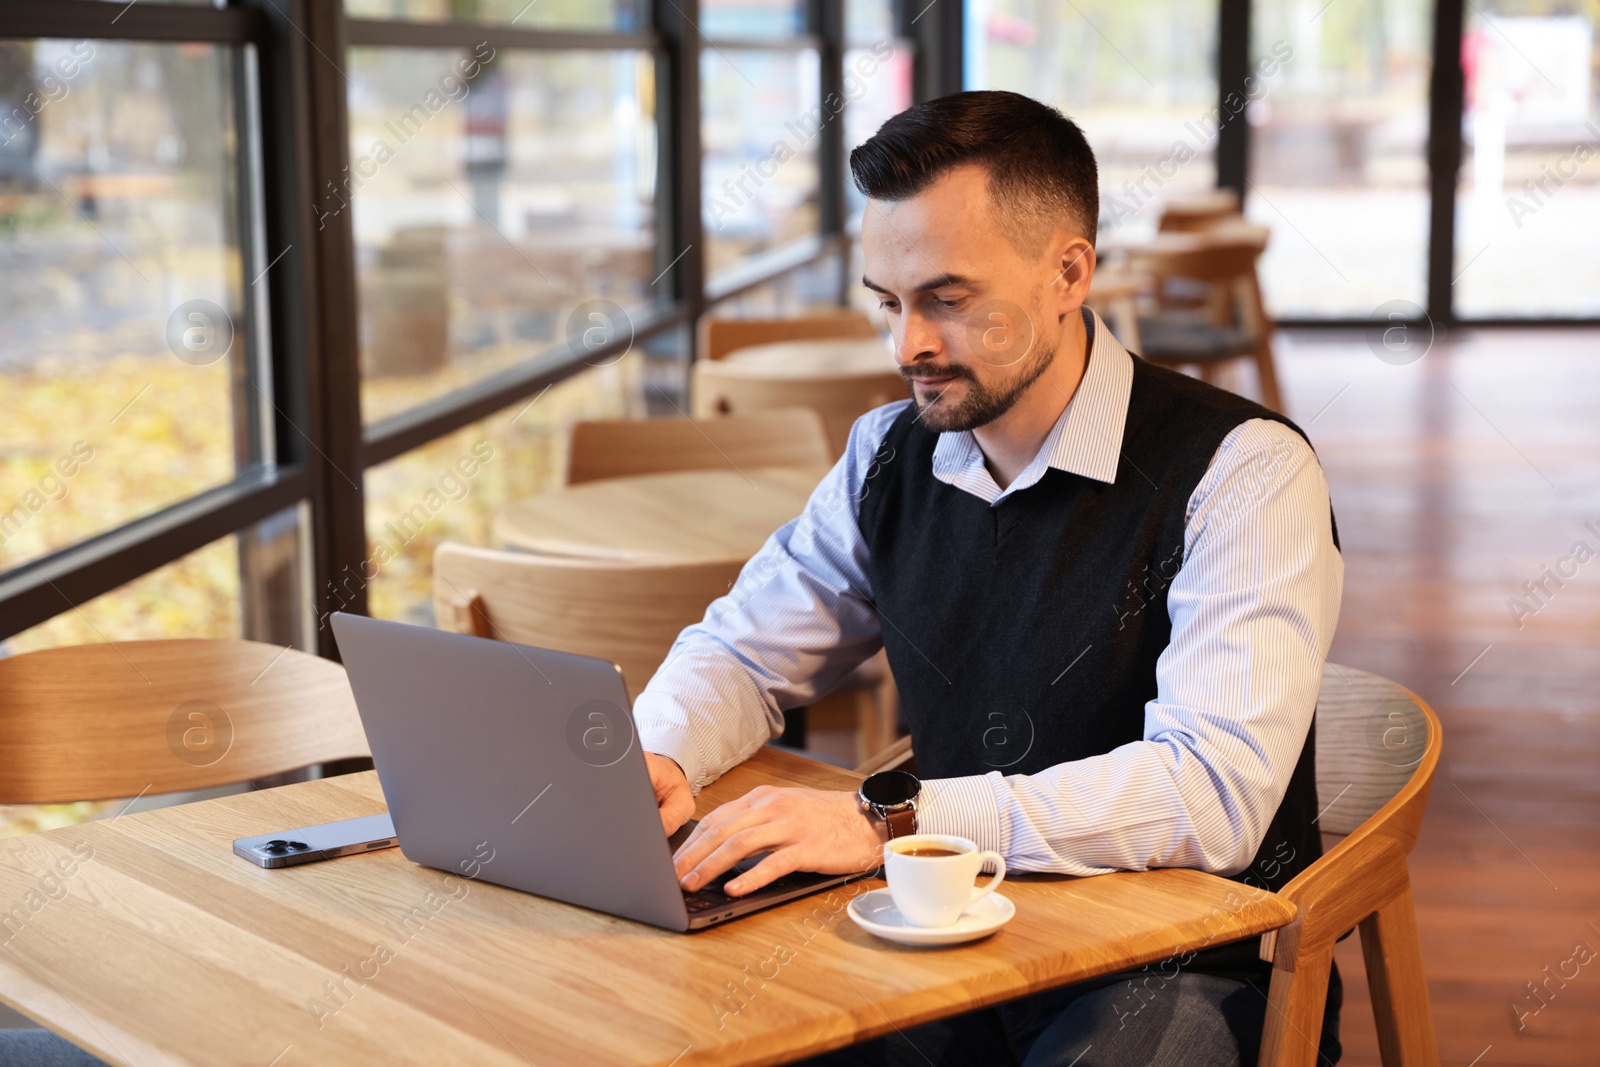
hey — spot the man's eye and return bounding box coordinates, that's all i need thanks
[877,300,900,312]
[938,298,963,310]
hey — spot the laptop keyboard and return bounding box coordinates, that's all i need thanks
[683,869,826,913]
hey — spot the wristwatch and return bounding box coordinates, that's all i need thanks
[857,769,921,841]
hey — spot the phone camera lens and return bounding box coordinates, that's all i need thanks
[260,840,290,854]
[284,841,310,852]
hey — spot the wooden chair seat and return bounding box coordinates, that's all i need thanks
[1126,228,1283,412]
[1136,313,1254,362]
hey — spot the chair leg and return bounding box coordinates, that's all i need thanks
[1360,883,1439,1067]
[1258,942,1334,1067]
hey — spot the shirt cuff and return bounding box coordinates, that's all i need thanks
[915,773,1006,866]
[635,724,706,796]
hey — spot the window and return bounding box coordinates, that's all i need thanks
[1248,0,1433,318]
[3,504,307,656]
[0,38,267,573]
[1454,2,1600,318]
[966,0,1220,241]
[362,359,646,625]
[701,47,823,277]
[346,44,660,424]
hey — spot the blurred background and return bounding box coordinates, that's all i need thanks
[0,2,1596,1062]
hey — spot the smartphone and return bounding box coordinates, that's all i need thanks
[233,813,398,869]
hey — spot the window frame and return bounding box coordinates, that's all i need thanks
[0,0,920,653]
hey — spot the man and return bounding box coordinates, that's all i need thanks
[634,91,1342,1065]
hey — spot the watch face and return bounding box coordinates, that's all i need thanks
[861,769,919,807]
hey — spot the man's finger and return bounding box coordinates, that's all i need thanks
[680,823,787,893]
[673,794,771,876]
[725,847,802,897]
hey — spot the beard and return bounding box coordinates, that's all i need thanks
[904,332,1058,433]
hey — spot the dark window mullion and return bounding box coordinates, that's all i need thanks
[1216,0,1249,198]
[0,0,260,43]
[1426,0,1466,324]
[344,19,659,51]
[0,469,312,642]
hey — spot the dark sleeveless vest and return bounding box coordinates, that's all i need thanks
[856,356,1337,979]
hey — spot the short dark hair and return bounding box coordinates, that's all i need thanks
[849,90,1099,249]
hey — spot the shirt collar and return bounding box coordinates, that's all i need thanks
[930,306,1134,504]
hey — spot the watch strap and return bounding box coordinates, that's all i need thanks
[884,805,917,841]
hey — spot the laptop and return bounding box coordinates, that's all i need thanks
[328,612,858,931]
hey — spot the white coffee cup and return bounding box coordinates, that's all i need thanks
[883,834,1006,928]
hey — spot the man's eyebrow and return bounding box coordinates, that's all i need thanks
[860,273,973,293]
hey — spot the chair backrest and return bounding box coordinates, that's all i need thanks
[432,543,743,700]
[1128,228,1273,335]
[565,409,832,485]
[698,310,880,362]
[1157,189,1243,232]
[1310,663,1440,847]
[690,360,906,459]
[0,639,371,804]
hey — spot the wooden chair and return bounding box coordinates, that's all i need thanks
[434,542,899,763]
[697,309,879,362]
[851,663,1443,1067]
[691,360,907,460]
[565,409,831,486]
[0,639,370,804]
[1158,188,1244,233]
[1126,225,1284,412]
[1258,664,1441,1067]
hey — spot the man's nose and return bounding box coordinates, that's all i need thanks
[894,311,941,369]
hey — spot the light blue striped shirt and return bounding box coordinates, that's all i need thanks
[634,310,1343,877]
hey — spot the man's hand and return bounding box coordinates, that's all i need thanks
[645,752,696,835]
[672,786,885,897]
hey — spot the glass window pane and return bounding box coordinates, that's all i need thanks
[1248,0,1432,318]
[0,39,263,574]
[710,249,847,317]
[702,48,821,278]
[847,0,896,45]
[343,0,646,31]
[1455,5,1600,317]
[844,41,914,221]
[362,357,649,625]
[346,47,659,426]
[701,0,806,40]
[0,506,315,656]
[966,0,1219,241]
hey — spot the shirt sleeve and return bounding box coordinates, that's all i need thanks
[631,402,909,793]
[915,418,1344,876]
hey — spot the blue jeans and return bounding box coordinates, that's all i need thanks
[802,964,1342,1066]
[0,1030,109,1067]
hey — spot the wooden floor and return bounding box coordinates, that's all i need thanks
[1273,326,1600,1066]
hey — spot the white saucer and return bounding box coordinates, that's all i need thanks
[847,888,1015,946]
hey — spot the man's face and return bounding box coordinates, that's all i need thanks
[861,164,1066,433]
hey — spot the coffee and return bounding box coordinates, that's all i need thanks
[884,834,1008,927]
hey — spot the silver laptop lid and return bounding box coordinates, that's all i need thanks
[329,612,689,931]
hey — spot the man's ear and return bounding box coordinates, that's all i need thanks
[1050,235,1096,322]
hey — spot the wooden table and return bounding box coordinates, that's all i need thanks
[0,748,1295,1067]
[493,465,829,564]
[722,337,897,378]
